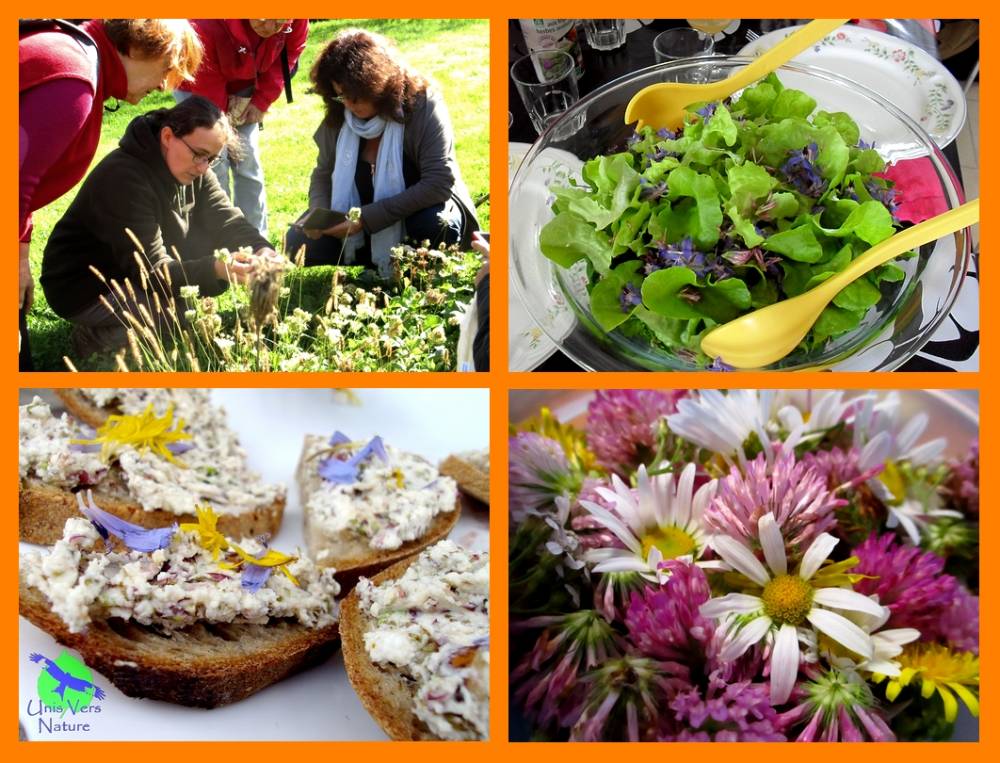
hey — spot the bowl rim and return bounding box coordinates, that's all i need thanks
[509,56,972,372]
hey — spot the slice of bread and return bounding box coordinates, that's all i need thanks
[439,452,489,505]
[20,392,285,545]
[297,435,459,590]
[340,557,427,739]
[20,570,339,708]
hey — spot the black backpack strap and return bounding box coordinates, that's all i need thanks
[281,46,293,103]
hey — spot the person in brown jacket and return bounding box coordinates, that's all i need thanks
[286,29,478,277]
[41,95,278,357]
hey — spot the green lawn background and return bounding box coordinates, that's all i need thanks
[26,18,489,361]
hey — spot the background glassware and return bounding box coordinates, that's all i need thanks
[511,50,580,135]
[653,27,715,63]
[686,18,738,35]
[582,19,626,51]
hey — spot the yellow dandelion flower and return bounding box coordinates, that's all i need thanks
[877,643,979,722]
[179,505,229,560]
[221,543,300,587]
[511,407,598,473]
[73,403,192,466]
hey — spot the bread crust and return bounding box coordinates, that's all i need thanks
[19,480,285,546]
[54,389,115,429]
[340,557,432,739]
[297,435,460,590]
[19,571,339,708]
[439,454,490,505]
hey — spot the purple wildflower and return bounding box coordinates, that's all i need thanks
[509,432,577,518]
[707,357,733,372]
[782,143,826,197]
[937,585,979,654]
[585,389,685,475]
[626,131,642,148]
[241,548,273,592]
[857,139,875,150]
[619,282,643,313]
[851,533,961,637]
[77,490,176,552]
[643,237,705,276]
[317,433,389,484]
[779,669,894,741]
[705,450,843,550]
[512,611,622,732]
[866,181,900,219]
[946,439,979,515]
[571,655,676,741]
[723,246,781,276]
[638,176,669,201]
[624,560,714,673]
[663,674,789,741]
[656,127,676,140]
[801,446,883,493]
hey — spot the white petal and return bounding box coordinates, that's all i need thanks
[770,623,801,705]
[906,438,946,466]
[798,533,839,580]
[711,535,770,586]
[876,628,921,647]
[889,506,922,545]
[896,413,928,454]
[858,431,890,470]
[812,588,887,618]
[865,659,902,677]
[758,514,787,576]
[807,608,874,659]
[720,615,772,661]
[592,557,648,574]
[672,463,696,527]
[700,593,764,619]
[580,502,643,555]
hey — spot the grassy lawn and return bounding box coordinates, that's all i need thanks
[25,18,489,369]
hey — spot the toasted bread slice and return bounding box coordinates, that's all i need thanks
[297,435,460,590]
[340,557,426,739]
[439,453,489,505]
[20,570,339,708]
[19,478,284,546]
[20,393,285,545]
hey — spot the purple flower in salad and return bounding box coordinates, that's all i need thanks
[866,181,900,220]
[656,127,676,140]
[77,490,176,552]
[638,177,669,201]
[707,357,733,372]
[619,282,643,313]
[782,142,826,197]
[696,102,717,120]
[644,237,705,276]
[317,433,389,484]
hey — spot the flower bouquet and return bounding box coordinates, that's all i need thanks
[509,390,979,741]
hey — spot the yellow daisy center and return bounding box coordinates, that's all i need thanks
[640,525,697,560]
[878,460,908,505]
[762,574,814,626]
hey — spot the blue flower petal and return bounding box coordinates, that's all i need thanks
[77,492,176,552]
[328,430,352,447]
[166,441,196,456]
[241,563,272,592]
[317,456,359,484]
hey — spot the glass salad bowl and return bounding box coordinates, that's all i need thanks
[508,58,973,371]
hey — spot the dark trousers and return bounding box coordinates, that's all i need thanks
[19,306,33,370]
[286,200,464,267]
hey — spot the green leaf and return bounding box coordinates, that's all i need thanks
[813,200,895,245]
[590,261,645,332]
[813,111,861,147]
[768,192,800,219]
[813,303,865,343]
[612,202,652,255]
[832,278,882,311]
[726,203,765,247]
[750,276,779,308]
[539,212,613,273]
[727,162,777,216]
[875,262,906,283]
[633,306,686,349]
[763,225,823,263]
[852,148,885,175]
[815,125,849,188]
[770,88,817,120]
[733,81,777,119]
[641,267,702,319]
[705,103,738,147]
[758,118,816,167]
[697,278,752,323]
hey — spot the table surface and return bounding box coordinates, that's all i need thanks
[508,19,979,372]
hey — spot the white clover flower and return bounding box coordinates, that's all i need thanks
[179,284,200,300]
[347,207,362,223]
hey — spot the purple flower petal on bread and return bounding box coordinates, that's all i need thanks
[77,491,176,552]
[166,441,196,456]
[318,434,390,484]
[241,562,272,592]
[328,430,352,446]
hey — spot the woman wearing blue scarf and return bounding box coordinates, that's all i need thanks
[288,29,478,278]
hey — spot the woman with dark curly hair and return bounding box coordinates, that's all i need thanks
[286,29,478,276]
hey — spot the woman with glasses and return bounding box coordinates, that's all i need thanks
[175,19,308,236]
[40,95,279,358]
[287,29,478,278]
[19,18,203,368]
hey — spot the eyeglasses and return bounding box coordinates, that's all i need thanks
[179,136,222,168]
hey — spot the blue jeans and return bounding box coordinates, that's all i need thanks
[173,91,268,236]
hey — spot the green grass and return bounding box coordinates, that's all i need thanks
[26,18,489,370]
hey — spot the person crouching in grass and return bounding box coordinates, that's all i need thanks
[41,95,281,359]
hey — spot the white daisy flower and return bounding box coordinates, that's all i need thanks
[852,393,959,544]
[822,606,921,678]
[666,390,802,467]
[699,514,883,705]
[774,390,869,442]
[579,462,718,583]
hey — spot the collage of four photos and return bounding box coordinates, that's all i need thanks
[17,15,981,744]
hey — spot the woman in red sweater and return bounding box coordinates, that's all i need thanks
[19,18,202,369]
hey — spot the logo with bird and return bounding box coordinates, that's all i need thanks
[30,652,105,709]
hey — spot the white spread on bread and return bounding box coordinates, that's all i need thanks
[357,540,489,740]
[22,518,340,634]
[19,395,284,516]
[306,440,458,551]
[455,449,490,474]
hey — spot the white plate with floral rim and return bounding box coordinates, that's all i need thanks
[508,142,580,371]
[739,24,966,150]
